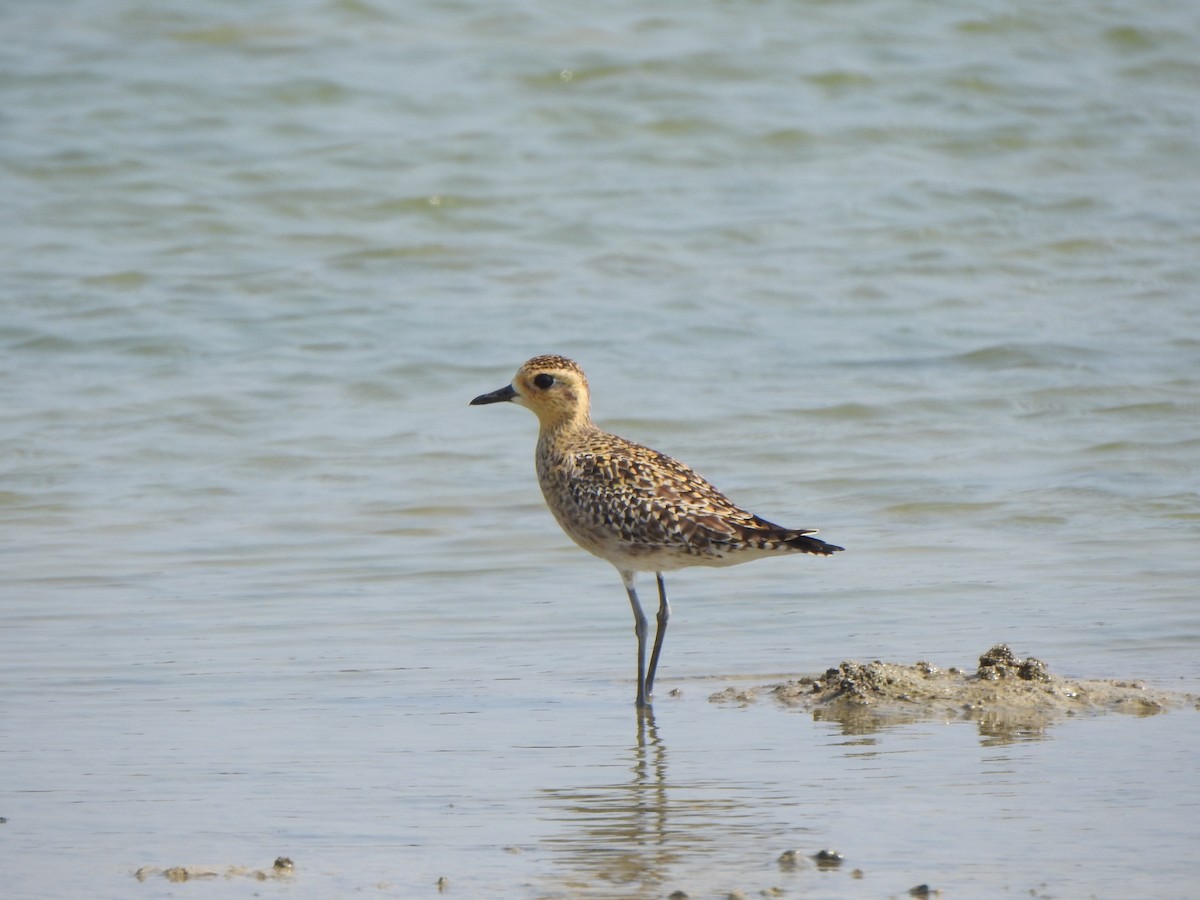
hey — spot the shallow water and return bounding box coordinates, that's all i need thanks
[3,0,1199,897]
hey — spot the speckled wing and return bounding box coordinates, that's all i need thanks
[568,442,815,560]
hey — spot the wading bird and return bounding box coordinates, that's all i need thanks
[471,355,843,707]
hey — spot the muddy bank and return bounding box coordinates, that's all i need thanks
[711,644,1197,738]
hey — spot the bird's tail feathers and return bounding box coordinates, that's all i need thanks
[782,529,844,556]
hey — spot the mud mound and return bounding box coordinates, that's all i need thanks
[711,644,1196,738]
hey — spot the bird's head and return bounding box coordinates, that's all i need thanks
[470,355,592,432]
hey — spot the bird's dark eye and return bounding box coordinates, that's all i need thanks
[533,373,555,389]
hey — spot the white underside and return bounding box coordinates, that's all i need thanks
[574,538,791,574]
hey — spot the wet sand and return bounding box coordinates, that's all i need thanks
[712,644,1198,738]
[124,646,1198,897]
[134,857,294,884]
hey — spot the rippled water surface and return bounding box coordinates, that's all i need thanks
[3,0,1199,897]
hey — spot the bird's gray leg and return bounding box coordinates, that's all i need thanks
[621,570,649,707]
[645,572,670,698]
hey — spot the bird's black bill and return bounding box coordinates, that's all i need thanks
[470,383,517,406]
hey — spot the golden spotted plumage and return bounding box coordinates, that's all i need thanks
[471,354,843,707]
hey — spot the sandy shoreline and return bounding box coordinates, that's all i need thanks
[126,645,1197,893]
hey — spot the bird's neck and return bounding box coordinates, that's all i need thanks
[536,412,597,455]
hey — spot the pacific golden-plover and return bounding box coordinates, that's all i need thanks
[470,354,843,707]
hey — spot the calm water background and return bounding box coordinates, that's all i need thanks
[3,0,1199,897]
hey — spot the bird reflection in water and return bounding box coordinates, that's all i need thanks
[538,710,758,897]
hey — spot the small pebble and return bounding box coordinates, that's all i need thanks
[777,849,803,869]
[813,848,844,868]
